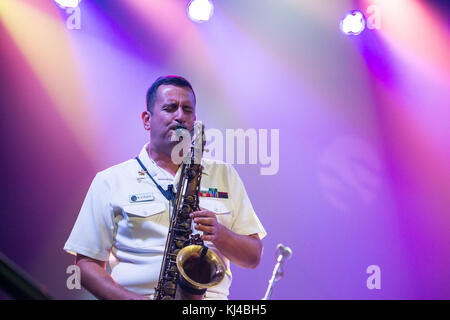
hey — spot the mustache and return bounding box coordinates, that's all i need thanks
[175,124,187,130]
[169,124,187,130]
[170,124,194,135]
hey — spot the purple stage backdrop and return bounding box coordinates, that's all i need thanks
[0,0,449,299]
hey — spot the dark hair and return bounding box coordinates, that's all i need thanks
[146,75,196,113]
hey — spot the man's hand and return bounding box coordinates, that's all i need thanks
[189,209,226,242]
[189,209,262,269]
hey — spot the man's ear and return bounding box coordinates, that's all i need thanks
[142,111,151,131]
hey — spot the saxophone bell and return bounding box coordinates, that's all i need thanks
[176,245,225,298]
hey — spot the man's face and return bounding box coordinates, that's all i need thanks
[143,84,196,153]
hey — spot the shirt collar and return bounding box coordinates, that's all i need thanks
[137,143,209,184]
[137,143,181,181]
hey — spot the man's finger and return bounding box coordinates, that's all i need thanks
[190,210,215,218]
[201,235,214,242]
[194,217,215,225]
[195,224,213,234]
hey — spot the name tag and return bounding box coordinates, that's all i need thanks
[129,193,154,203]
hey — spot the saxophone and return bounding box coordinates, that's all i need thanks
[154,121,225,300]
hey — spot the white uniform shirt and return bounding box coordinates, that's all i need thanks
[64,144,266,299]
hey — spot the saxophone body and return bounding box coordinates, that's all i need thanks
[154,122,225,300]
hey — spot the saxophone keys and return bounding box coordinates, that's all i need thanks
[181,204,192,215]
[164,282,176,295]
[176,240,185,248]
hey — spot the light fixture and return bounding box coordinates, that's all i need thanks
[187,0,214,23]
[54,0,81,9]
[340,10,366,35]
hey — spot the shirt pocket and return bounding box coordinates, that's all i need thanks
[122,201,164,216]
[116,201,169,250]
[199,198,233,229]
[122,201,168,226]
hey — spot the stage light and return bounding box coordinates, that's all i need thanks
[187,0,214,23]
[54,0,81,9]
[340,10,366,35]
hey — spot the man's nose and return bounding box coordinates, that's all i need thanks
[174,106,186,124]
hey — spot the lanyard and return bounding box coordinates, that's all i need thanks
[135,156,175,204]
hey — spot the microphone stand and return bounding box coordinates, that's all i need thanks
[262,245,291,300]
[0,252,52,300]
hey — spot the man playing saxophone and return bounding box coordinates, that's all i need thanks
[64,75,266,300]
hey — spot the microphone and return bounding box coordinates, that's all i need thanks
[262,244,293,299]
[276,244,292,259]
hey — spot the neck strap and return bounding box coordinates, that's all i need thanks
[135,156,175,203]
